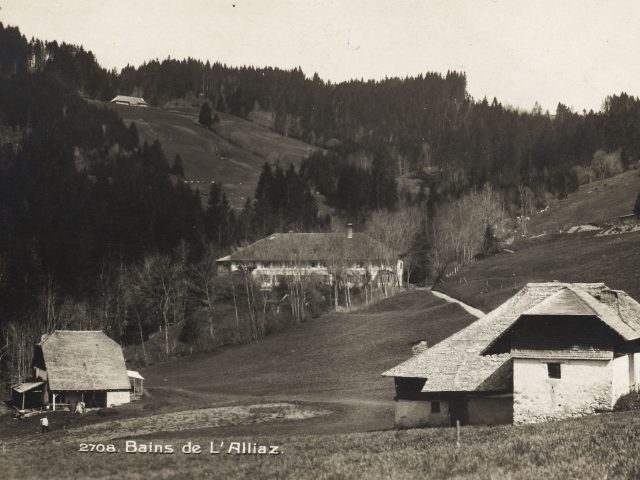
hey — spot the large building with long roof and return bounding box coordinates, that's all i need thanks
[217,226,403,289]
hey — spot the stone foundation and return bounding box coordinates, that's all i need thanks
[395,399,449,427]
[467,396,513,425]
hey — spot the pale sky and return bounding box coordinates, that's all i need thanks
[2,0,640,113]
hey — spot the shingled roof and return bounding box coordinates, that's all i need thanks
[218,232,398,263]
[40,331,130,391]
[382,283,640,393]
[110,95,149,106]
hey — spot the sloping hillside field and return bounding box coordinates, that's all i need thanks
[104,103,318,207]
[528,168,640,234]
[437,231,640,312]
[141,290,473,404]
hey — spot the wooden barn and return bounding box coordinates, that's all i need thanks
[12,330,132,411]
[384,282,640,427]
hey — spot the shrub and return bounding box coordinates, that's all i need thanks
[613,391,640,411]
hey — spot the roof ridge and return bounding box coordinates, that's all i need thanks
[382,284,532,377]
[525,282,606,288]
[53,329,104,332]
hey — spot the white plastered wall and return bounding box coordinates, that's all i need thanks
[106,390,130,407]
[513,358,612,424]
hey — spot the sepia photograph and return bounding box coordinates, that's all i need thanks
[1,1,640,478]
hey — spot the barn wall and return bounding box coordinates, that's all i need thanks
[467,397,513,425]
[106,390,130,407]
[513,358,611,424]
[611,354,634,406]
[395,399,449,427]
[633,353,640,390]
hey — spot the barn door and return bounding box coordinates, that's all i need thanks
[449,398,468,426]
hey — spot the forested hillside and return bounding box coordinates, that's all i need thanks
[116,58,640,213]
[7,21,640,212]
[104,102,319,209]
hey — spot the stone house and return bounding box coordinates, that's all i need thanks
[216,226,403,290]
[383,282,640,427]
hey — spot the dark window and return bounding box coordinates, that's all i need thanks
[547,363,561,379]
[431,401,441,413]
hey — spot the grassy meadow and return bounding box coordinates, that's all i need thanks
[102,103,319,208]
[528,168,640,235]
[2,409,640,479]
[437,231,640,312]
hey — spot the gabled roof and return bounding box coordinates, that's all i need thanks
[482,286,640,355]
[39,331,130,391]
[382,283,640,393]
[217,232,398,264]
[523,288,596,316]
[127,370,144,380]
[110,95,148,106]
[12,381,45,393]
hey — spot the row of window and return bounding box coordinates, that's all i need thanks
[254,262,371,269]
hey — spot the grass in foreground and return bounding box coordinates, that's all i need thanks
[2,410,640,479]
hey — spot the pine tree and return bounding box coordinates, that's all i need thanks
[204,182,233,246]
[171,154,184,177]
[252,163,274,236]
[198,102,213,128]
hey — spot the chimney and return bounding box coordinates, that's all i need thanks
[412,340,428,356]
[347,223,353,239]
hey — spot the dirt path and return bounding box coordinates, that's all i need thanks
[429,289,485,318]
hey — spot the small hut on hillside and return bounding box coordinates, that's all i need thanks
[11,330,132,411]
[110,95,149,107]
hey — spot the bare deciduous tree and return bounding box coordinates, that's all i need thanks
[518,184,535,236]
[365,206,423,286]
[190,245,219,342]
[430,185,507,283]
[129,254,186,358]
